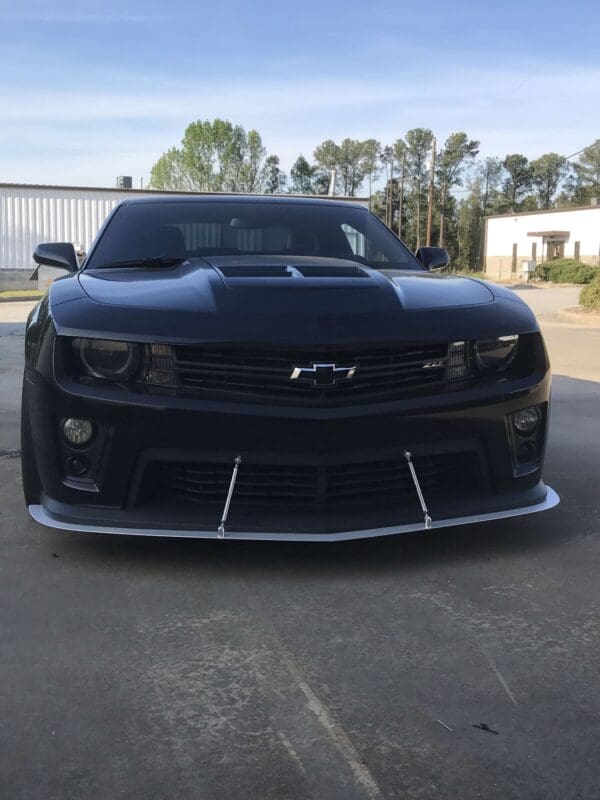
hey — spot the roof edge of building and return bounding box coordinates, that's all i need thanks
[0,182,367,202]
[485,204,599,220]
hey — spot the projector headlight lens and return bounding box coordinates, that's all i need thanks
[73,338,139,380]
[63,418,94,446]
[475,334,519,372]
[513,406,542,436]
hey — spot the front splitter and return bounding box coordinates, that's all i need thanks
[29,486,560,541]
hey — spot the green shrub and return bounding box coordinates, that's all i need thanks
[534,259,598,284]
[580,273,600,311]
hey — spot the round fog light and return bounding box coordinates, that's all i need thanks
[517,441,538,464]
[513,407,541,436]
[63,418,94,446]
[66,455,90,476]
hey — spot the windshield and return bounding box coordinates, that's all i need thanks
[85,201,423,271]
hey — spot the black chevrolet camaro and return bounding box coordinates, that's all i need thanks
[22,195,559,540]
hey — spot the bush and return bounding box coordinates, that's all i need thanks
[534,259,598,284]
[580,273,600,311]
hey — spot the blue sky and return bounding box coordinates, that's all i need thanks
[0,0,598,188]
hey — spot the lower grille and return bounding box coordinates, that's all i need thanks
[143,452,480,509]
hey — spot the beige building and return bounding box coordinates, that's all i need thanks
[484,204,600,281]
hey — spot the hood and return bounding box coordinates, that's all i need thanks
[77,256,495,312]
[52,256,538,344]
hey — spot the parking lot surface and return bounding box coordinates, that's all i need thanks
[1,287,599,799]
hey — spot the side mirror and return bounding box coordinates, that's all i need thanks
[415,246,450,271]
[33,242,79,273]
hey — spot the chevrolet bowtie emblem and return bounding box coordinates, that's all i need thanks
[289,362,357,387]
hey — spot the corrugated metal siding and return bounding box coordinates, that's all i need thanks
[0,186,148,270]
[0,184,369,270]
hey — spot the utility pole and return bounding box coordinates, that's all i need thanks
[385,172,390,226]
[397,154,405,239]
[426,137,436,246]
[389,159,395,230]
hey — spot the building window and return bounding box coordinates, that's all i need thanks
[574,241,580,260]
[512,243,518,273]
[531,242,537,263]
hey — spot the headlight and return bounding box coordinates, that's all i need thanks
[73,338,139,380]
[474,335,519,372]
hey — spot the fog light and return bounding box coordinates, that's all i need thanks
[63,418,94,446]
[513,407,541,436]
[517,441,538,464]
[66,455,89,476]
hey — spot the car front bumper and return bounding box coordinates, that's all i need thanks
[26,350,559,540]
[29,486,559,540]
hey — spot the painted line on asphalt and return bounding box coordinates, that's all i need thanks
[280,650,385,800]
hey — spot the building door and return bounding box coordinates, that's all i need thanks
[547,240,565,260]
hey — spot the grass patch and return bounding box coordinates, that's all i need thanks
[580,274,600,311]
[0,289,43,300]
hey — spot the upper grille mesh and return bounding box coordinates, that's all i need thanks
[171,342,453,405]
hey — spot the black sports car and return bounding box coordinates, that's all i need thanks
[22,195,559,541]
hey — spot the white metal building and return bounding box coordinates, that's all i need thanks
[0,182,368,289]
[484,204,600,281]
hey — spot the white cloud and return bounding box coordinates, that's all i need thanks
[0,58,597,186]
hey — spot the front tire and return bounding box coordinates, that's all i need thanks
[21,380,41,506]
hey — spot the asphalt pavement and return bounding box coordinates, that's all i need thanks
[1,287,599,799]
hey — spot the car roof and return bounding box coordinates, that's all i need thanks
[119,194,367,210]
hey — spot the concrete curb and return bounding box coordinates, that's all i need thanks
[558,307,600,328]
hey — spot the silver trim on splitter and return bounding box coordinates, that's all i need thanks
[28,487,560,541]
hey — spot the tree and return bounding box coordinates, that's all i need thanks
[478,157,504,216]
[313,139,339,190]
[289,155,317,194]
[404,128,434,249]
[436,132,479,247]
[360,139,382,206]
[502,154,533,211]
[569,140,600,203]
[472,157,504,267]
[392,140,407,236]
[380,145,396,228]
[263,155,286,194]
[313,138,371,196]
[236,128,266,192]
[149,147,195,191]
[149,118,277,193]
[530,153,567,208]
[455,178,484,271]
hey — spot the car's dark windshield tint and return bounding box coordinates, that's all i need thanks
[85,201,423,271]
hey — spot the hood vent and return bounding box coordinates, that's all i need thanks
[215,263,371,280]
[217,265,292,278]
[295,264,369,278]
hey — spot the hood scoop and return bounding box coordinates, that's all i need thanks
[217,265,292,278]
[294,264,369,278]
[215,263,371,281]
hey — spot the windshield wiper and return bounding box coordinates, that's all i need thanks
[95,256,186,269]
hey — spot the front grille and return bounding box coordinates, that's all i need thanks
[144,452,480,509]
[169,342,457,405]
